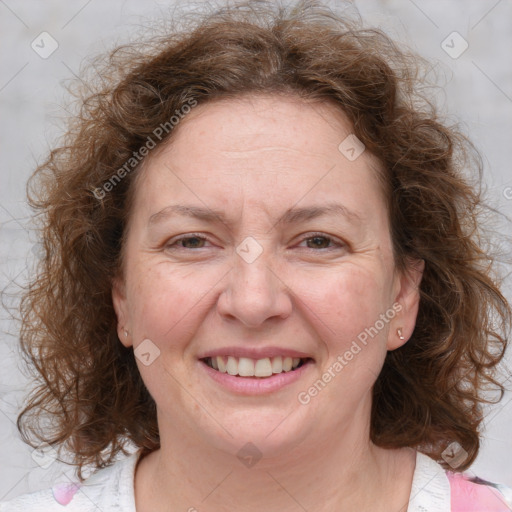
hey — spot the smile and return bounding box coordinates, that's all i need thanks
[198,355,314,395]
[201,355,310,377]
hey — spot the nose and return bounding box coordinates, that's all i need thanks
[216,247,293,328]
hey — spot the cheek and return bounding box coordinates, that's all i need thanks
[126,260,214,343]
[297,264,391,351]
[323,272,392,400]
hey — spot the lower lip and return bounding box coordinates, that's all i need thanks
[199,359,314,395]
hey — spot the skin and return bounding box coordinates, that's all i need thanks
[113,94,424,512]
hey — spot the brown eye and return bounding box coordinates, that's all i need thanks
[178,236,207,248]
[304,236,333,249]
[295,233,347,253]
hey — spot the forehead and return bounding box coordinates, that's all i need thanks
[157,94,361,164]
[130,94,387,225]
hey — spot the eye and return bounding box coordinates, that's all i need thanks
[166,234,211,250]
[164,233,344,252]
[297,233,343,250]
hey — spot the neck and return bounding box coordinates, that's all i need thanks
[134,413,416,512]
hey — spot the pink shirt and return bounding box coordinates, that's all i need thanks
[448,471,512,511]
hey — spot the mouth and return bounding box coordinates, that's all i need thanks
[200,356,314,378]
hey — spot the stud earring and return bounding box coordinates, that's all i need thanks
[124,329,128,338]
[397,327,405,340]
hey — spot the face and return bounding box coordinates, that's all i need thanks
[113,94,423,459]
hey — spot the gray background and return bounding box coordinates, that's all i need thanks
[1,0,511,502]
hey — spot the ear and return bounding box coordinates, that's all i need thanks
[112,277,133,348]
[387,258,425,351]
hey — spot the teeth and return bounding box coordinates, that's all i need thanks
[209,355,305,377]
[217,356,226,373]
[271,356,283,374]
[226,356,238,376]
[238,357,255,377]
[254,358,273,377]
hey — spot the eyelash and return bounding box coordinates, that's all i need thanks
[165,232,345,251]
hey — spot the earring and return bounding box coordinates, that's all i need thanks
[397,328,405,340]
[124,329,128,338]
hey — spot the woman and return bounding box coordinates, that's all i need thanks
[1,1,511,510]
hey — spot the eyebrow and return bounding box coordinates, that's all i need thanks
[148,202,362,227]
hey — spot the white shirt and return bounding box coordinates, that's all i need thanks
[0,450,457,511]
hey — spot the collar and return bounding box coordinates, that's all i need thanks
[408,451,451,512]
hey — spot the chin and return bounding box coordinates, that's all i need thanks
[198,407,311,461]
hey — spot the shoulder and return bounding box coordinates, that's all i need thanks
[0,451,141,512]
[0,487,63,512]
[408,451,512,512]
[447,471,512,512]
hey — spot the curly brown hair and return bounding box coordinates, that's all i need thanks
[17,0,510,480]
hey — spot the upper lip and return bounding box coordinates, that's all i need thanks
[198,346,314,361]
